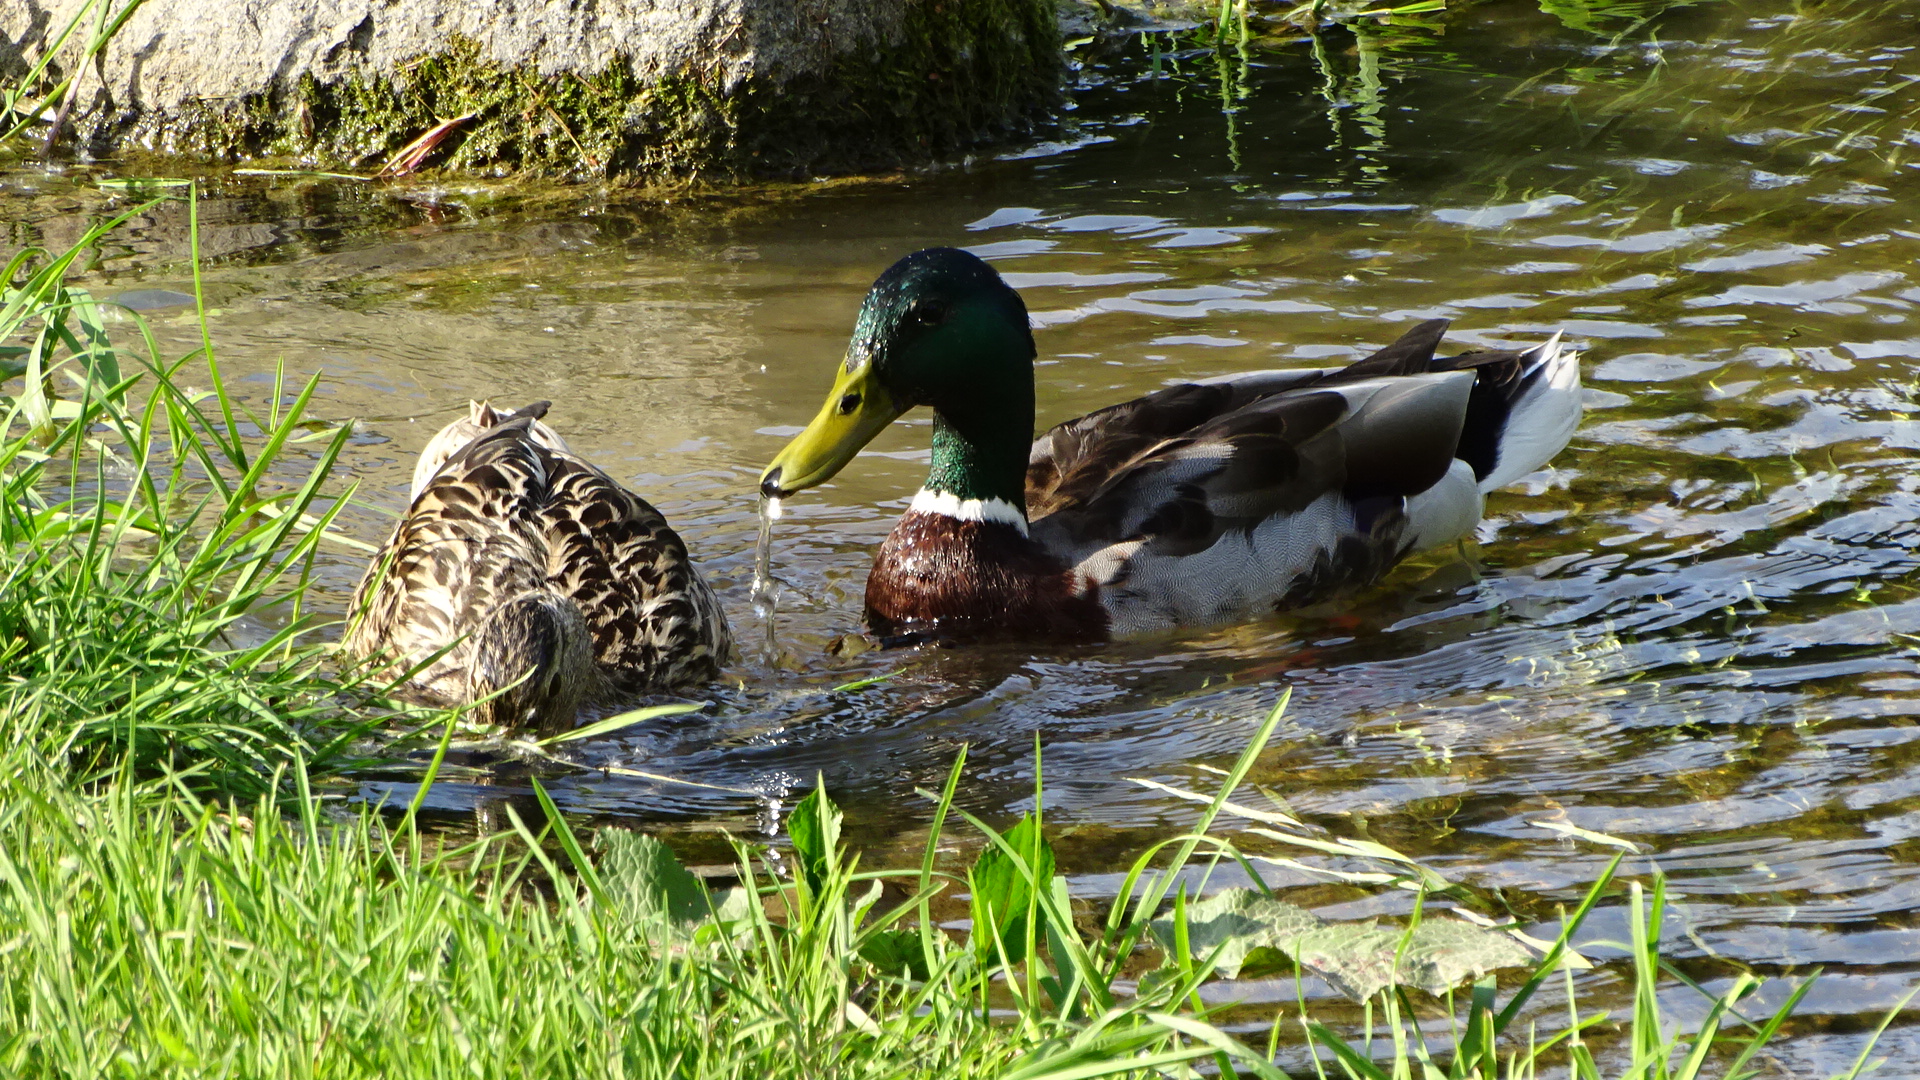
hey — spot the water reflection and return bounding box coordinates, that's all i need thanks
[4,0,1919,1064]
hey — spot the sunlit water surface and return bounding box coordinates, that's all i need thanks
[5,0,1920,1070]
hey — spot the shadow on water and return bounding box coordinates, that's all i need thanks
[6,0,1920,1066]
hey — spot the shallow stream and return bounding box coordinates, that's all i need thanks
[6,0,1920,1069]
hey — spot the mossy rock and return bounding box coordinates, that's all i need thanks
[2,0,1062,180]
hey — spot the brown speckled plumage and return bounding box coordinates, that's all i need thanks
[346,404,730,732]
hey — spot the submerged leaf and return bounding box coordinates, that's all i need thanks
[594,828,709,926]
[1388,919,1534,998]
[1149,887,1322,979]
[1530,818,1643,853]
[1152,888,1533,999]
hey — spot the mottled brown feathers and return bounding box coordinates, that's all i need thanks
[347,408,730,732]
[865,512,1106,642]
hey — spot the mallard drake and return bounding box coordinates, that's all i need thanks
[347,401,731,731]
[760,247,1582,642]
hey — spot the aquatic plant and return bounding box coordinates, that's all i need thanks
[1112,0,1751,181]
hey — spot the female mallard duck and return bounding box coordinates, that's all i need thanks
[347,400,731,731]
[760,247,1582,642]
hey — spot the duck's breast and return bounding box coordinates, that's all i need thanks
[866,511,1107,641]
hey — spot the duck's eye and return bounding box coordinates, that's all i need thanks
[838,391,863,415]
[910,300,949,327]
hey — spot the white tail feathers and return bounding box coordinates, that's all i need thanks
[1479,331,1583,493]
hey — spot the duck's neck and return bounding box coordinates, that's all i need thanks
[917,394,1033,534]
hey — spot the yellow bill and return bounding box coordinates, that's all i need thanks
[760,363,903,497]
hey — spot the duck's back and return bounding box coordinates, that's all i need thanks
[348,416,729,720]
[1026,319,1580,634]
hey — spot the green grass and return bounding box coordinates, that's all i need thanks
[3,185,1909,1079]
[1,698,1903,1079]
[0,183,425,801]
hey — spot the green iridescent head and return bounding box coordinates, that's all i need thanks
[761,248,1036,503]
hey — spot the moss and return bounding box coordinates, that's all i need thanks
[733,0,1064,177]
[101,0,1059,182]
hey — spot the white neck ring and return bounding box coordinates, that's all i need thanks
[908,488,1030,536]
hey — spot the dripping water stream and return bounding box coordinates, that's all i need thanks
[750,494,783,657]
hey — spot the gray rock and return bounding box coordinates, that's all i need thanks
[1,0,1061,179]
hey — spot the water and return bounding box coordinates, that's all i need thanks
[750,494,783,657]
[4,0,1919,1066]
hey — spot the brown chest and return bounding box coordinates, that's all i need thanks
[863,512,1107,643]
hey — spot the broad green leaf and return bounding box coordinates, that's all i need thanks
[706,886,754,926]
[1283,922,1527,1001]
[968,813,1055,966]
[1389,917,1534,997]
[787,781,842,897]
[593,828,709,926]
[1134,964,1187,1002]
[1451,905,1594,969]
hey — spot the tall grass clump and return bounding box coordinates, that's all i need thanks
[1,183,404,797]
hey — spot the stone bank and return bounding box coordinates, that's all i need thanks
[0,0,1061,179]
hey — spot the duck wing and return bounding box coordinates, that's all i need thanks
[1027,319,1470,563]
[1028,369,1330,522]
[1030,371,1475,559]
[1025,320,1528,632]
[1026,319,1455,521]
[538,452,732,693]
